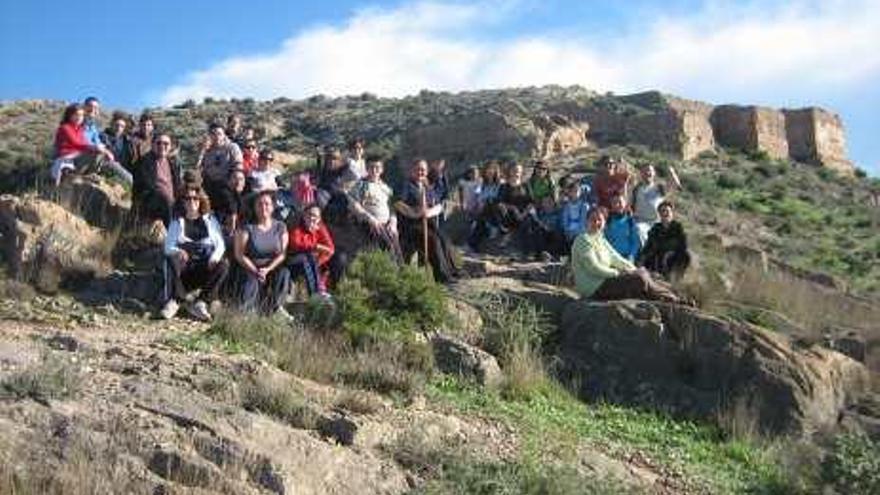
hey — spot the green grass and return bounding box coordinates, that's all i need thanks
[0,355,81,403]
[426,376,796,494]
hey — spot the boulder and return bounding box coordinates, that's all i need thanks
[432,334,503,389]
[53,174,131,230]
[560,300,871,437]
[0,194,113,293]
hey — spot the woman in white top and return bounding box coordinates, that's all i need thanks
[161,183,229,321]
[631,163,680,243]
[247,149,282,193]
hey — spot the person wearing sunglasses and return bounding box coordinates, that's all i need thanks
[161,184,229,321]
[131,133,181,230]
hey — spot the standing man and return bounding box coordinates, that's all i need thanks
[197,123,243,206]
[127,113,155,172]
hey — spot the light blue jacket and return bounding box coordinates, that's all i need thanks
[604,213,641,261]
[559,198,590,241]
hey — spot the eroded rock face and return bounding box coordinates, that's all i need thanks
[560,300,870,437]
[784,107,853,173]
[432,334,503,389]
[711,106,789,159]
[53,174,131,230]
[0,194,113,293]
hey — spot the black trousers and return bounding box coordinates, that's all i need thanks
[162,257,229,304]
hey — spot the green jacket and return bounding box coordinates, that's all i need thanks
[571,231,635,297]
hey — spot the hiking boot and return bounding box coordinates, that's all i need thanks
[188,300,212,322]
[159,299,179,320]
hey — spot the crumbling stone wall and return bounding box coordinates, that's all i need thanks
[784,108,852,172]
[711,106,789,159]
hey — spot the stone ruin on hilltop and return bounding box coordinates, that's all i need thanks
[401,91,853,174]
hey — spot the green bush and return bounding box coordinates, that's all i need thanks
[336,250,449,344]
[717,172,746,189]
[822,432,880,494]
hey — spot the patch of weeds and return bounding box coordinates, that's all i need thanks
[337,339,433,398]
[426,376,797,494]
[240,374,321,430]
[334,389,385,415]
[822,432,880,495]
[162,331,244,354]
[0,354,81,403]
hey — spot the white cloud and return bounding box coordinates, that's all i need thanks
[156,0,880,106]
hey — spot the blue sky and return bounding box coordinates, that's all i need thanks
[2,0,878,174]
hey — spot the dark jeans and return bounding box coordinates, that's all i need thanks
[287,253,324,295]
[162,257,229,304]
[400,219,459,283]
[239,266,291,314]
[591,271,678,303]
[358,222,403,264]
[641,250,692,280]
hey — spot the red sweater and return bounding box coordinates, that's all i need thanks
[54,122,92,158]
[289,223,335,265]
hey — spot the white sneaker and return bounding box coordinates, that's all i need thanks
[159,299,179,320]
[188,301,212,322]
[276,306,295,323]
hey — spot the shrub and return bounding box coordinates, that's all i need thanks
[822,432,880,494]
[240,374,320,430]
[336,250,449,344]
[717,172,746,189]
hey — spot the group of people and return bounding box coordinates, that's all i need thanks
[51,99,693,321]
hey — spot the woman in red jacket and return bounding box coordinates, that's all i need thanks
[287,204,347,298]
[50,103,115,185]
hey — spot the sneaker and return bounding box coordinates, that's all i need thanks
[186,300,212,322]
[276,306,295,323]
[159,299,179,320]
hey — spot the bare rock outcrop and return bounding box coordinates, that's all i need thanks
[560,300,870,437]
[0,194,113,293]
[54,174,131,230]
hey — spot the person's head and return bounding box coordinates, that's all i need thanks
[366,156,384,181]
[532,160,549,178]
[430,159,446,173]
[109,112,128,135]
[301,204,322,232]
[180,185,210,218]
[61,103,84,126]
[257,148,274,171]
[349,138,365,158]
[465,165,480,182]
[138,113,154,135]
[229,168,246,193]
[609,193,628,214]
[226,114,242,134]
[208,122,227,146]
[639,163,656,183]
[324,147,343,169]
[482,161,501,183]
[83,97,100,118]
[410,159,429,182]
[657,200,675,224]
[243,140,258,156]
[253,190,275,222]
[242,127,256,141]
[597,155,618,175]
[587,207,607,233]
[564,179,581,200]
[506,162,523,184]
[152,133,173,157]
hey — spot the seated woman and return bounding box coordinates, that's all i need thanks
[160,184,229,321]
[571,208,679,302]
[604,193,641,262]
[349,157,403,263]
[469,162,531,251]
[638,201,691,280]
[234,190,291,317]
[50,103,117,185]
[212,168,246,240]
[394,159,460,283]
[247,148,282,193]
[526,160,556,204]
[287,204,346,298]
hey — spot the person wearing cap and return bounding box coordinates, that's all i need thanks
[131,133,181,228]
[160,183,229,322]
[247,148,282,193]
[197,122,243,206]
